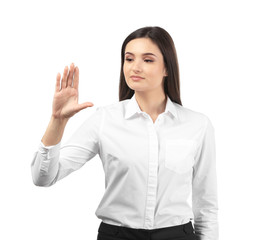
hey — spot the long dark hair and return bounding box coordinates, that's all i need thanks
[119,26,182,106]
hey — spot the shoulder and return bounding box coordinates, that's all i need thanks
[96,99,129,116]
[98,99,130,111]
[175,103,213,127]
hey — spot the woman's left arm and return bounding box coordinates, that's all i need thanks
[192,116,219,240]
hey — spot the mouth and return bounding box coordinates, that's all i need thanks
[131,76,145,81]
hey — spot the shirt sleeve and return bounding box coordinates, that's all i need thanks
[31,106,104,187]
[192,116,219,240]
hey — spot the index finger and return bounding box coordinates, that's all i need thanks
[73,66,79,89]
[55,73,61,92]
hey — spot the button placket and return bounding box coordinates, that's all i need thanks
[144,121,159,229]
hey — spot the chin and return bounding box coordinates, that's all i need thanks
[127,81,146,92]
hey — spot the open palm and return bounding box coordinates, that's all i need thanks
[52,63,94,120]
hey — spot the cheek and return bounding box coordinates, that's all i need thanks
[148,66,162,78]
[147,68,165,85]
[123,64,128,75]
[123,65,130,81]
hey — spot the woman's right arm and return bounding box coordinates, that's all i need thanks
[31,63,95,186]
[41,116,68,147]
[42,62,94,146]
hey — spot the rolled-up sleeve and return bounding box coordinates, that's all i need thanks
[192,116,219,240]
[31,106,104,187]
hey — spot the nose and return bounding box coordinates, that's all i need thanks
[131,60,142,73]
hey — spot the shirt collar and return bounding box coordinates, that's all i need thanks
[124,94,178,120]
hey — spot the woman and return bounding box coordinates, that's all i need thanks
[31,26,218,240]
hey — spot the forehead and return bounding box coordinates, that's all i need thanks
[125,38,162,55]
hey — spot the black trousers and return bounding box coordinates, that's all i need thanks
[97,221,196,240]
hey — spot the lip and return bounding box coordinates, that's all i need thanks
[131,76,145,81]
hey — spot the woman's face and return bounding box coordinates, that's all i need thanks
[123,38,167,93]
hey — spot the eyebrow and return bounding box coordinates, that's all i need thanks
[125,52,157,57]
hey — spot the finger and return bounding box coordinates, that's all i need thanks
[73,66,79,90]
[67,63,74,87]
[61,66,68,89]
[72,67,76,87]
[55,73,61,92]
[74,102,94,113]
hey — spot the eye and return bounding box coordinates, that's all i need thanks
[125,58,153,63]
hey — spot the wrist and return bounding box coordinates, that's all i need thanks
[50,115,69,126]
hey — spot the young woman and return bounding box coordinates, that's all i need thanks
[31,26,218,240]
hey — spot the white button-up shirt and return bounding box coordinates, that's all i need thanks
[31,94,218,240]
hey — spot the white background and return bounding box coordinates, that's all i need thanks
[0,0,255,239]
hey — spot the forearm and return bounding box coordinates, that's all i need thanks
[31,141,61,187]
[192,116,219,239]
[41,116,69,146]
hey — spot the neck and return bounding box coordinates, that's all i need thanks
[134,91,167,116]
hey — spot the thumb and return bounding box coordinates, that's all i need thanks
[75,102,94,113]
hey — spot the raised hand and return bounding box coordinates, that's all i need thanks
[52,63,94,120]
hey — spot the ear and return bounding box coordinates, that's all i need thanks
[164,68,168,77]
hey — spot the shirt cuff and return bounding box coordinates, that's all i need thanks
[39,141,61,157]
[38,141,61,173]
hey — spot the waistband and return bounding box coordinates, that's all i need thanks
[98,221,195,239]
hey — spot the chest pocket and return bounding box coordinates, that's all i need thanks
[165,139,195,174]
